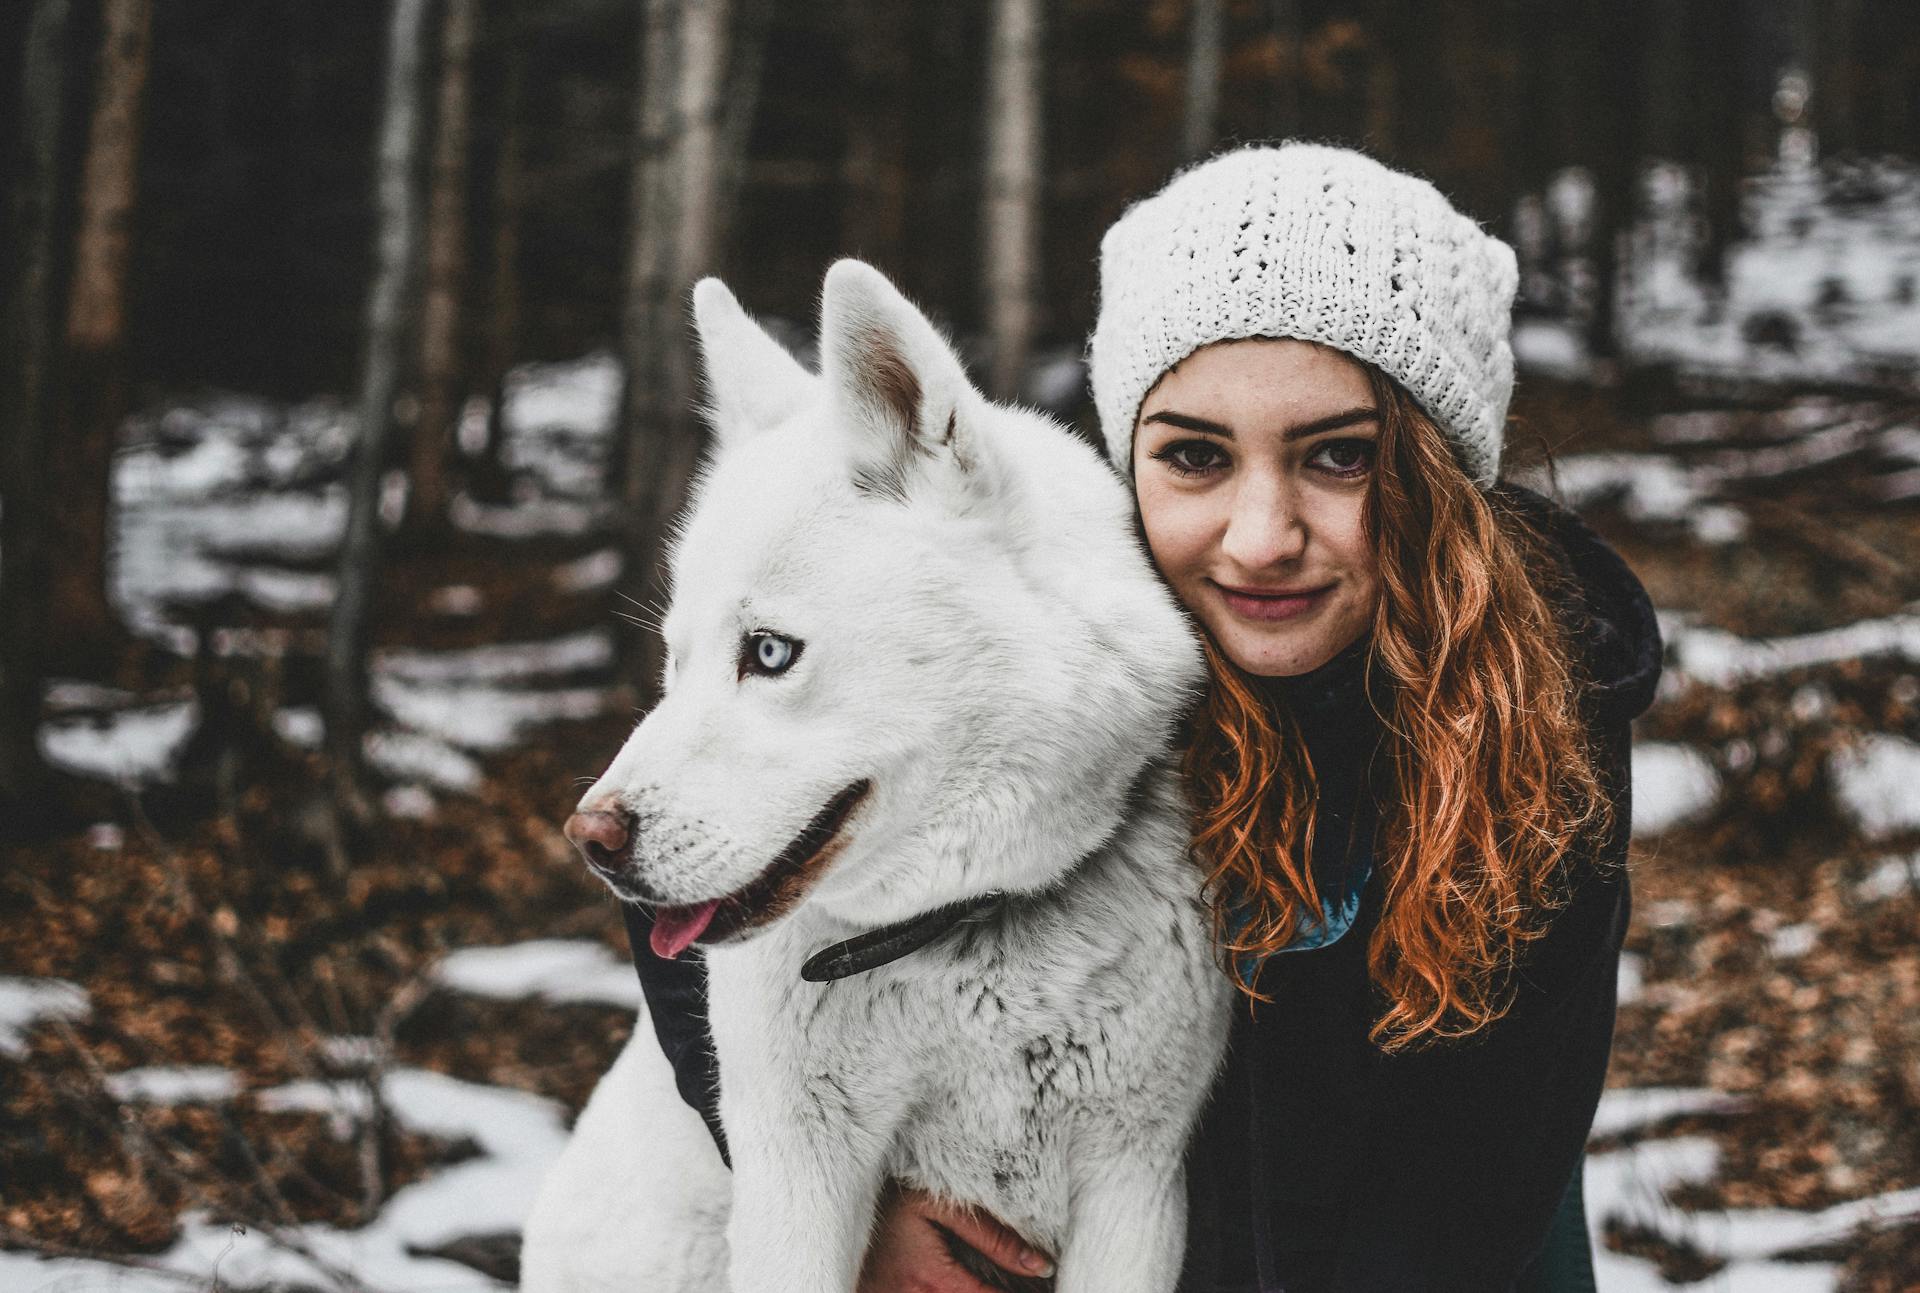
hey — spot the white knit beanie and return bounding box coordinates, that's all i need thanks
[1088,142,1519,488]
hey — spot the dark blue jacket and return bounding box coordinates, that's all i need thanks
[622,481,1663,1292]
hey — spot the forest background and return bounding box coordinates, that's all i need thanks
[4,2,1920,1290]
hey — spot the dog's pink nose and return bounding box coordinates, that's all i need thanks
[564,809,633,880]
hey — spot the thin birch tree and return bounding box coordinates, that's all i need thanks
[715,0,775,251]
[472,0,528,506]
[840,0,910,262]
[983,0,1043,403]
[325,0,433,827]
[51,0,153,664]
[615,0,738,699]
[405,0,478,535]
[0,0,74,823]
[1267,0,1302,137]
[1183,0,1225,162]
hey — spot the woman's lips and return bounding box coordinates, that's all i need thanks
[1215,581,1332,621]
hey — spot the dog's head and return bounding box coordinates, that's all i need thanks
[569,260,1204,959]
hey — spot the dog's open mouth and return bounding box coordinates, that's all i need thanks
[649,779,872,959]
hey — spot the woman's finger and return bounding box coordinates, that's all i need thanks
[916,1193,1057,1279]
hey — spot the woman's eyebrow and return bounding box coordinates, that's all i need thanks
[1141,410,1235,438]
[1286,405,1380,439]
[1140,405,1379,442]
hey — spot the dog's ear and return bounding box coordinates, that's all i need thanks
[818,259,996,500]
[691,277,818,448]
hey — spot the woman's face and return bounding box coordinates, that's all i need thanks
[1131,338,1381,678]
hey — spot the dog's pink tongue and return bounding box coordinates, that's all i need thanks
[650,900,722,959]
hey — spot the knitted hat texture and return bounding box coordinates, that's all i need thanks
[1088,143,1519,488]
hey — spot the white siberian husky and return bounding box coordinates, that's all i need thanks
[523,260,1232,1292]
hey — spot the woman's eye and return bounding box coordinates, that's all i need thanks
[1151,439,1226,477]
[1310,437,1375,478]
[741,631,802,678]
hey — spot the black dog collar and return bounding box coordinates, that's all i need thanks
[800,892,1005,982]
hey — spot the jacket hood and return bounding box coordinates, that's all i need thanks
[1497,481,1665,724]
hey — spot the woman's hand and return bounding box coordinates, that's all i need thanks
[857,1182,1057,1292]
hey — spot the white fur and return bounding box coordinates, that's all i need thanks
[525,261,1233,1292]
[522,1003,731,1291]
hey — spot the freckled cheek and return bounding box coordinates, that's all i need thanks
[1137,489,1219,586]
[1302,495,1372,576]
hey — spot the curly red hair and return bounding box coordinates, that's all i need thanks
[1177,365,1615,1051]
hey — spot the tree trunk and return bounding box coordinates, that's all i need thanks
[473,1,527,506]
[1183,0,1225,162]
[673,0,731,292]
[1813,0,1860,156]
[982,0,1043,402]
[1693,0,1748,282]
[0,0,74,822]
[615,0,738,701]
[1586,0,1641,359]
[50,0,152,669]
[839,0,910,263]
[324,0,433,828]
[1641,0,1689,164]
[715,0,774,253]
[607,0,684,519]
[1267,0,1303,138]
[404,0,478,535]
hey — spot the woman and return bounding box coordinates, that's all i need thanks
[626,143,1661,1291]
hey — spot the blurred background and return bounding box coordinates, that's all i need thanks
[2,1,1918,1289]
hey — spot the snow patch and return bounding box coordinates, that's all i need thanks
[39,701,197,784]
[1528,454,1703,523]
[1617,951,1647,1007]
[1513,318,1597,380]
[0,977,89,1058]
[552,547,623,594]
[376,630,612,686]
[502,352,621,439]
[1632,742,1722,836]
[450,493,606,538]
[382,784,438,820]
[103,1066,242,1104]
[1855,850,1919,903]
[1662,607,1920,689]
[363,729,484,794]
[1828,733,1920,838]
[1767,922,1818,960]
[435,940,643,1010]
[373,678,612,752]
[1591,1086,1749,1140]
[271,711,499,795]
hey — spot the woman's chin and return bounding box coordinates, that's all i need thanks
[1210,618,1362,679]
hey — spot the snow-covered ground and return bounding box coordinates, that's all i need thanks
[1631,742,1723,838]
[0,1060,572,1293]
[11,933,1920,1291]
[0,947,608,1292]
[1658,605,1920,691]
[0,977,89,1059]
[1517,153,1920,390]
[1618,157,1920,388]
[42,356,628,796]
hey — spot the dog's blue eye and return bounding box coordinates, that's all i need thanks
[742,632,802,678]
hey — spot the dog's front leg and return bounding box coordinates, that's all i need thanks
[725,1102,889,1293]
[1053,1155,1188,1293]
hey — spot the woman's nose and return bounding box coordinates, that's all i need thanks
[1220,474,1308,569]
